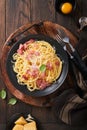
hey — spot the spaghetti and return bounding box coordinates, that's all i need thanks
[12,39,62,91]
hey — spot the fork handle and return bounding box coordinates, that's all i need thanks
[71,50,87,80]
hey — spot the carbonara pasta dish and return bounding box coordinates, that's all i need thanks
[12,39,62,91]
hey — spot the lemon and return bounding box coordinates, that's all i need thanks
[61,2,73,14]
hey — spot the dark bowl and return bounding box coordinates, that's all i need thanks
[7,113,36,130]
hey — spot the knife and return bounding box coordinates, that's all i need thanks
[56,28,87,80]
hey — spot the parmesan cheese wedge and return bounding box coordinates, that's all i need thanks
[12,124,24,130]
[24,121,37,130]
[15,116,27,125]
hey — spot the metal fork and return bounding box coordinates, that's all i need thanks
[55,28,87,80]
[55,32,74,59]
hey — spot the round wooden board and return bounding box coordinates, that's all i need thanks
[0,21,78,107]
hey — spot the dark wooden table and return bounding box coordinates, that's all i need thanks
[0,0,87,130]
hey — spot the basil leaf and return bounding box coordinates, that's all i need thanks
[0,89,6,99]
[8,98,17,105]
[40,64,46,72]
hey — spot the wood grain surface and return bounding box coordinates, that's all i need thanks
[0,0,87,130]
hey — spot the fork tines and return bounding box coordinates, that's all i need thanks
[55,34,65,47]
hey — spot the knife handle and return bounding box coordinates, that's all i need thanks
[71,50,87,80]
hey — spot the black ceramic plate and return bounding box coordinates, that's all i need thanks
[6,34,68,97]
[7,113,23,130]
[7,113,36,130]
